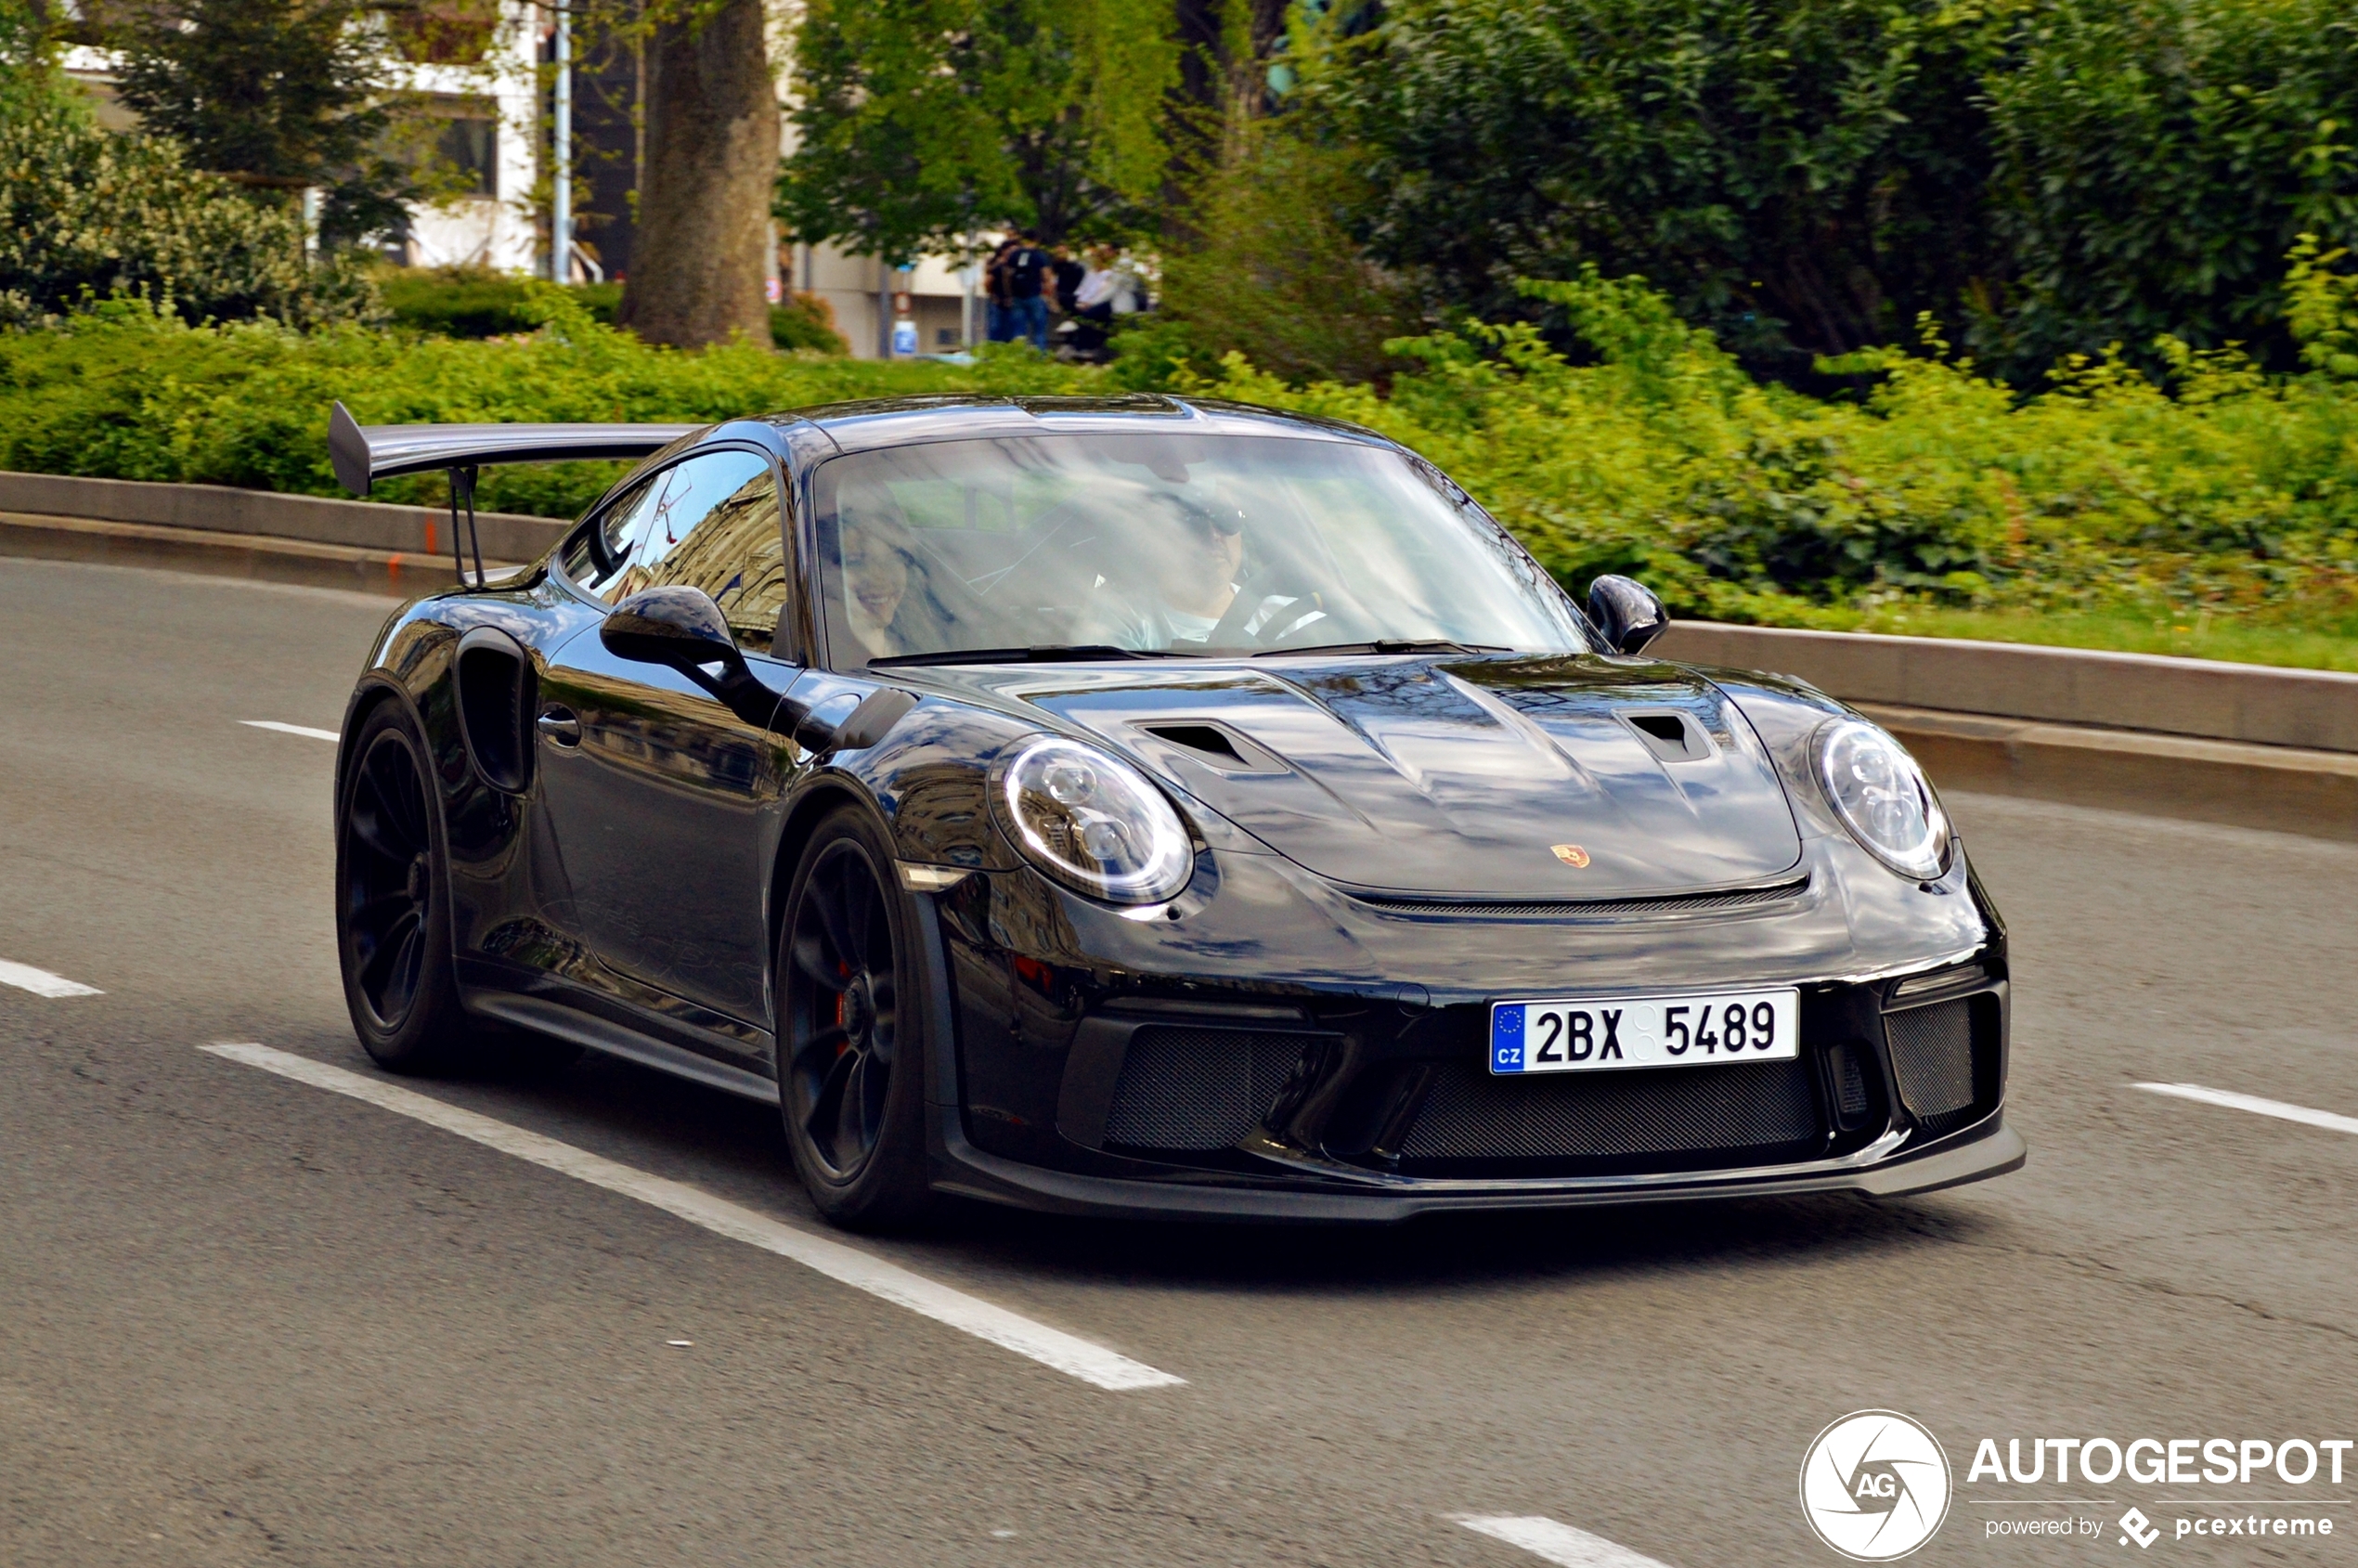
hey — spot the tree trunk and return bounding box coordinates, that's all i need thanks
[617,0,775,349]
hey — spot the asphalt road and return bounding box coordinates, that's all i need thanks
[5,552,2355,1568]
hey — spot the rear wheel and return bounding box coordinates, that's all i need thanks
[335,703,577,1077]
[778,807,933,1229]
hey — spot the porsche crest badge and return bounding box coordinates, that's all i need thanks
[1551,844,1590,869]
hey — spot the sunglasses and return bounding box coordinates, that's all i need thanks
[1180,511,1245,539]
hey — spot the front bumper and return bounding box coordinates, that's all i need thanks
[912,836,2021,1219]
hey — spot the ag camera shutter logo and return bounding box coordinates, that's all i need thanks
[1800,1410,1953,1560]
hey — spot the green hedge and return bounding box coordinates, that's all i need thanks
[0,292,1090,517]
[2,277,2352,630]
[1179,272,2358,626]
[381,267,849,355]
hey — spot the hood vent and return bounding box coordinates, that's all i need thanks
[1140,721,1283,773]
[1623,711,1711,763]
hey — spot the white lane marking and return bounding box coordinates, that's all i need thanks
[241,720,340,742]
[2135,1082,2358,1139]
[1458,1517,1676,1568]
[0,960,102,998]
[200,1043,1185,1392]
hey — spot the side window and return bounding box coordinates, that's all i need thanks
[618,450,789,654]
[564,473,660,601]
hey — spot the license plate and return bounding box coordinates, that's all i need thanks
[1489,988,1800,1074]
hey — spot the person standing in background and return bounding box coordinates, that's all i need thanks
[1067,245,1145,360]
[982,235,1020,343]
[1051,244,1086,317]
[1001,229,1053,352]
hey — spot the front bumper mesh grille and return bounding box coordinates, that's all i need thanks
[1396,1057,1822,1165]
[1103,1027,1309,1151]
[1883,998,1980,1135]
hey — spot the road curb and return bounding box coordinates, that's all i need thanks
[1865,703,2358,840]
[0,469,566,563]
[1659,619,2358,754]
[0,512,519,597]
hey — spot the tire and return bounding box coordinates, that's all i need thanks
[336,701,553,1076]
[776,805,935,1230]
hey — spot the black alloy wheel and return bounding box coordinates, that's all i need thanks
[343,725,438,1033]
[333,706,481,1074]
[780,809,932,1227]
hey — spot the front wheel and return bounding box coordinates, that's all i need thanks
[777,807,934,1230]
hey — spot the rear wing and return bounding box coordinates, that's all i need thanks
[328,400,700,498]
[326,400,703,588]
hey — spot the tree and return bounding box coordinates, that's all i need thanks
[0,86,380,326]
[1979,0,2358,377]
[1144,1,1414,385]
[777,0,1179,260]
[1321,0,2007,376]
[616,0,777,349]
[2,0,55,121]
[111,0,419,250]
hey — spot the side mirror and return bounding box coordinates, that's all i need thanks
[601,586,791,729]
[602,586,745,674]
[1587,575,1668,656]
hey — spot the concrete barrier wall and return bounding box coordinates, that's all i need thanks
[0,470,569,564]
[1655,620,2358,755]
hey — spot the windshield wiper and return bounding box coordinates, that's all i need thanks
[1251,639,1507,658]
[868,644,1199,667]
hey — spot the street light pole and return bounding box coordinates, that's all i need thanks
[551,2,572,283]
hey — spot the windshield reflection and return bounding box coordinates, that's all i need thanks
[810,434,1589,667]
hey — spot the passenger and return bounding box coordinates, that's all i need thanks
[840,525,918,662]
[829,473,933,663]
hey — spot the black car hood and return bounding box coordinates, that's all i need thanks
[930,654,1805,899]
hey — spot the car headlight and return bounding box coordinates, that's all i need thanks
[1815,718,1951,880]
[995,736,1194,904]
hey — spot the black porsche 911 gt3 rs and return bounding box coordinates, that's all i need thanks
[326,393,2022,1228]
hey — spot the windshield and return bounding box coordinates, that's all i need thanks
[810,433,1590,665]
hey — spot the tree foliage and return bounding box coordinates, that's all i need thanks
[1321,0,2007,376]
[1141,107,1416,387]
[777,0,1181,256]
[0,52,379,326]
[111,0,421,249]
[1979,0,2358,374]
[1318,0,2358,383]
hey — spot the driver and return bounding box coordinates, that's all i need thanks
[1078,490,1248,650]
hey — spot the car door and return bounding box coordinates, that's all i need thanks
[534,447,802,1046]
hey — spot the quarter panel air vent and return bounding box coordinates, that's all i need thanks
[455,628,534,794]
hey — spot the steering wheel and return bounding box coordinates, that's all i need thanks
[1203,568,1327,649]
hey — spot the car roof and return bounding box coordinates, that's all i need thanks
[730,394,1395,460]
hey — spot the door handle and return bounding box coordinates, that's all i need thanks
[537,706,582,746]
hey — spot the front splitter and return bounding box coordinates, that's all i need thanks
[926,1109,2027,1225]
